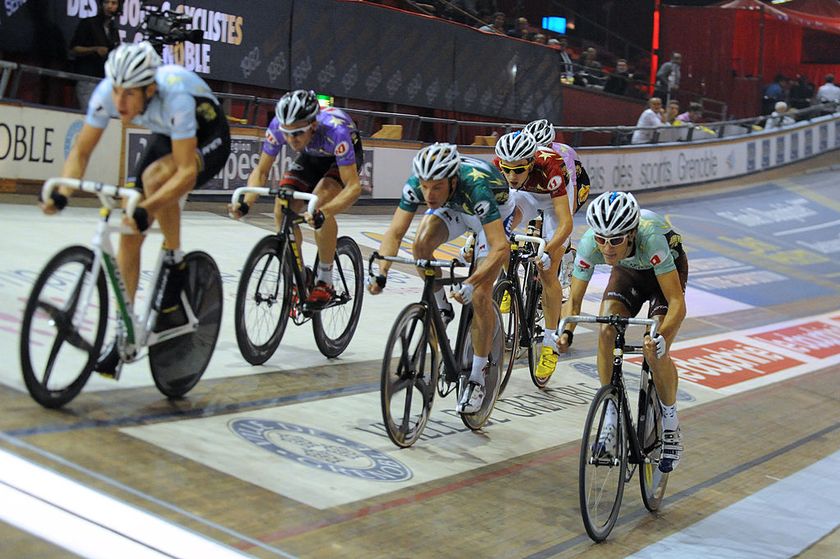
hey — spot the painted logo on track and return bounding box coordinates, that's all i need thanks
[229,419,413,482]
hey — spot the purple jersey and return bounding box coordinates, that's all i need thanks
[262,107,358,167]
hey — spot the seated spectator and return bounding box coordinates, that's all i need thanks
[816,74,840,104]
[789,75,814,110]
[532,33,547,45]
[676,102,703,124]
[478,11,506,34]
[762,73,787,115]
[631,97,666,144]
[603,59,632,96]
[665,100,681,125]
[507,17,531,40]
[764,101,796,130]
[574,48,605,87]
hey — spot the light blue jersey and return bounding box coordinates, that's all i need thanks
[86,65,219,140]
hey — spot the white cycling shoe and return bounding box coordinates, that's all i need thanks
[456,381,485,414]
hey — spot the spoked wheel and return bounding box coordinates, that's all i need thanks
[234,235,293,365]
[312,236,364,358]
[492,279,520,395]
[579,385,627,542]
[521,261,547,389]
[149,251,223,398]
[639,370,669,512]
[380,303,438,448]
[459,306,505,431]
[19,246,108,408]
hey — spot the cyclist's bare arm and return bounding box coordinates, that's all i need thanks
[317,163,362,219]
[42,124,104,213]
[369,207,414,294]
[465,218,509,287]
[229,152,276,217]
[558,275,589,351]
[139,136,198,214]
[546,194,573,257]
[652,269,686,344]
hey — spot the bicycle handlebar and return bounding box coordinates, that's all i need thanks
[42,177,141,217]
[556,315,658,340]
[368,251,465,274]
[512,233,546,260]
[229,186,318,217]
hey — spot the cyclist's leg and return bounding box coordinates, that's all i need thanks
[311,176,343,280]
[414,208,464,323]
[597,267,643,386]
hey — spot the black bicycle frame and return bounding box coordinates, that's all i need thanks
[609,321,649,467]
[420,268,472,385]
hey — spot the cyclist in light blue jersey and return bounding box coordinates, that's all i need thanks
[40,41,231,374]
[558,191,687,473]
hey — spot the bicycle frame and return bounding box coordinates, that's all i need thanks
[502,232,545,346]
[41,178,199,370]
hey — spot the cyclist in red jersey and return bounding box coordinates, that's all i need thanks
[493,130,573,382]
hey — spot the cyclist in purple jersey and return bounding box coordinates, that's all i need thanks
[230,90,364,305]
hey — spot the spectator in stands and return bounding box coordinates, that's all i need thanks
[655,52,682,102]
[676,102,703,124]
[762,73,787,115]
[665,100,681,125]
[789,75,814,110]
[631,97,666,144]
[532,33,547,45]
[478,11,506,34]
[816,74,840,104]
[575,47,605,87]
[70,0,120,110]
[764,101,796,130]
[507,17,531,40]
[603,59,632,96]
[551,38,575,83]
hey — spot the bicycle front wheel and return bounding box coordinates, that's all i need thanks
[19,246,108,408]
[149,251,223,398]
[521,261,547,389]
[312,236,364,358]
[492,279,520,395]
[639,367,669,512]
[381,303,438,448]
[235,235,293,365]
[579,385,627,542]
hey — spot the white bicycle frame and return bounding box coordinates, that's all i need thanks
[228,186,318,217]
[42,178,199,373]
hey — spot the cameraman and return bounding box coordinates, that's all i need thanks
[70,0,121,109]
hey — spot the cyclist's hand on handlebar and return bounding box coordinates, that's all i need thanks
[556,329,574,353]
[536,251,552,270]
[39,190,68,215]
[450,282,474,305]
[366,274,386,295]
[304,209,326,229]
[122,206,150,234]
[228,201,249,219]
[645,333,667,359]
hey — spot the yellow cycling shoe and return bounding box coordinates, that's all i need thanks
[535,345,558,380]
[499,290,511,313]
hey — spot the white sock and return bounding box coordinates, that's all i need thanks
[469,355,488,384]
[317,262,333,284]
[163,248,184,265]
[660,402,679,431]
[543,331,556,348]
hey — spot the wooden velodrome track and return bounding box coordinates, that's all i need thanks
[1,152,839,558]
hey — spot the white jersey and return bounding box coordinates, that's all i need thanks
[86,65,219,140]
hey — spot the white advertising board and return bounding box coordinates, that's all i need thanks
[0,104,120,184]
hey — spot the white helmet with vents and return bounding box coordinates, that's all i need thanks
[585,191,641,236]
[495,130,538,162]
[412,143,461,180]
[105,42,160,89]
[524,119,556,147]
[275,90,320,127]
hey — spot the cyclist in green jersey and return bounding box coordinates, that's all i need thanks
[558,191,687,472]
[368,143,513,414]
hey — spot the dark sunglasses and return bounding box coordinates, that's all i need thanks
[499,162,532,174]
[594,234,628,247]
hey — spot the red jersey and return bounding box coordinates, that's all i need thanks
[493,147,568,199]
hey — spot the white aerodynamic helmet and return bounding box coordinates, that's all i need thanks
[585,191,641,237]
[495,130,538,162]
[105,42,161,89]
[412,143,461,180]
[524,119,556,147]
[275,89,320,127]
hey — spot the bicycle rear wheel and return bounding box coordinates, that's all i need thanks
[312,236,364,358]
[19,246,108,408]
[235,235,293,365]
[380,303,438,448]
[492,279,520,395]
[459,306,505,431]
[638,365,669,512]
[522,262,547,389]
[579,385,627,542]
[149,251,222,398]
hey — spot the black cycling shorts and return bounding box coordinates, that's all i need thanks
[603,247,688,318]
[130,97,231,192]
[279,132,364,194]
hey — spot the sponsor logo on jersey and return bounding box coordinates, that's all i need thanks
[334,140,349,156]
[650,254,662,266]
[578,259,591,269]
[547,175,564,192]
[402,182,421,204]
[265,129,279,145]
[474,200,491,218]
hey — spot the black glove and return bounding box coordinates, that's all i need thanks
[132,206,150,232]
[40,190,68,211]
[312,209,325,230]
[237,201,250,216]
[561,329,574,346]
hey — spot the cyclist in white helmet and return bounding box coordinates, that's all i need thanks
[558,191,688,473]
[369,143,513,414]
[40,41,231,376]
[494,130,573,382]
[230,89,364,306]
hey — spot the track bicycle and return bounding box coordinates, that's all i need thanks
[491,232,545,392]
[20,178,223,408]
[230,186,364,363]
[557,314,669,542]
[370,252,504,448]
